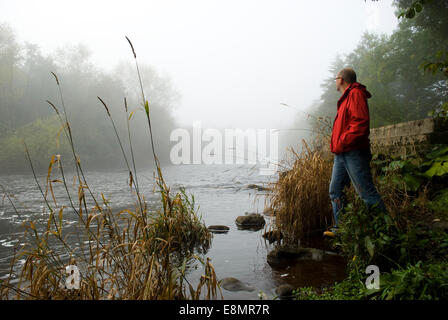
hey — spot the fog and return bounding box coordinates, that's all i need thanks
[0,0,398,172]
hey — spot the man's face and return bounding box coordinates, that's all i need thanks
[335,74,343,92]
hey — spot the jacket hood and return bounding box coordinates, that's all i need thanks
[350,82,372,99]
[337,82,371,108]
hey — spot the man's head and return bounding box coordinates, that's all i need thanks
[335,68,357,92]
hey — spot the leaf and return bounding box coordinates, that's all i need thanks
[144,100,150,116]
[426,146,448,160]
[415,3,423,13]
[424,161,448,177]
[365,236,375,258]
[383,160,405,172]
[384,214,393,226]
[400,247,407,258]
[403,173,422,192]
[405,8,415,19]
[58,208,63,234]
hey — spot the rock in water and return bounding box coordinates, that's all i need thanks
[219,277,254,292]
[235,213,265,230]
[247,184,270,191]
[267,245,325,266]
[275,284,295,300]
[207,225,230,233]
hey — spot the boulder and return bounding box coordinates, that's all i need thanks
[267,245,325,266]
[275,284,295,300]
[235,213,265,230]
[207,225,230,233]
[219,277,254,292]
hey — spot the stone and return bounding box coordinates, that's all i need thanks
[318,118,448,158]
[207,225,230,233]
[275,284,295,300]
[247,184,271,192]
[219,277,254,292]
[267,245,325,266]
[235,213,266,230]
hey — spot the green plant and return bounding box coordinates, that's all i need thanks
[375,261,448,300]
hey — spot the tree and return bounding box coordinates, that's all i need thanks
[313,1,448,126]
[0,23,181,173]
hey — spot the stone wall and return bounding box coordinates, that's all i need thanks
[369,118,448,157]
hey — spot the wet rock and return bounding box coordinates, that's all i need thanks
[207,225,230,233]
[267,245,325,266]
[247,184,271,192]
[275,284,295,300]
[219,277,254,292]
[262,230,283,243]
[235,213,265,231]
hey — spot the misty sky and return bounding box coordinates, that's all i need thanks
[1,0,398,130]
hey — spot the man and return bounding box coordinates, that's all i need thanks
[324,68,386,238]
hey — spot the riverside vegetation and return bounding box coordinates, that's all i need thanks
[266,137,448,300]
[0,38,219,300]
[266,1,448,300]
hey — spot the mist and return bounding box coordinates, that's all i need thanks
[1,0,448,302]
[0,0,399,173]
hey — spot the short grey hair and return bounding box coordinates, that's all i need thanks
[338,68,357,84]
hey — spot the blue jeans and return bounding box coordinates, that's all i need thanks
[329,148,386,227]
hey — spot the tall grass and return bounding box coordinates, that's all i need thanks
[266,134,438,246]
[0,37,218,300]
[267,140,334,243]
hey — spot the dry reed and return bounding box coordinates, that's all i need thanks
[266,140,334,243]
[0,37,220,300]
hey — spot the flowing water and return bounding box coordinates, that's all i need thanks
[0,164,346,299]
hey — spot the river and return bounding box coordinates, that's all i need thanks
[0,164,346,299]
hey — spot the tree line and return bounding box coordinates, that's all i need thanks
[0,23,179,173]
[313,0,448,128]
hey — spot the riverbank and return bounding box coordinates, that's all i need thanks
[266,142,448,300]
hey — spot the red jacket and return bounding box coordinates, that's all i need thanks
[330,82,371,154]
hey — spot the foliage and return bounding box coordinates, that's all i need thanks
[0,116,71,171]
[294,261,448,300]
[286,141,448,300]
[314,1,448,127]
[376,261,448,300]
[428,188,448,218]
[149,187,212,255]
[334,145,448,268]
[0,23,179,173]
[372,145,448,192]
[293,267,366,300]
[292,0,448,301]
[397,0,431,19]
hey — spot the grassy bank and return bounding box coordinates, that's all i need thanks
[0,38,219,300]
[268,140,448,300]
